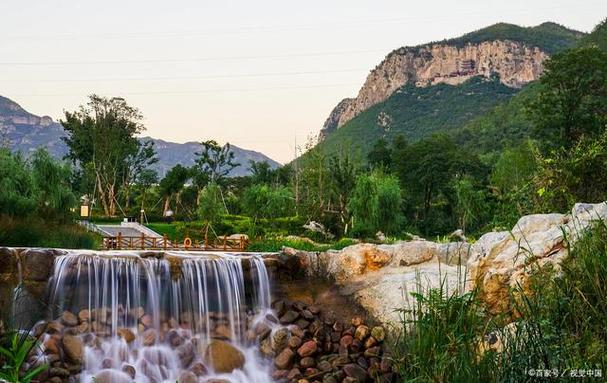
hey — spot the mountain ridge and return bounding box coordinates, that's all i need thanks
[0,95,281,177]
[318,21,585,140]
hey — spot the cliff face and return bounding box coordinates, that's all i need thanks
[318,98,354,140]
[330,40,548,131]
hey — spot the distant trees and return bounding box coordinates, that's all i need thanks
[194,140,239,185]
[159,164,190,216]
[242,184,295,219]
[529,46,607,150]
[0,148,75,221]
[349,171,402,237]
[61,95,156,216]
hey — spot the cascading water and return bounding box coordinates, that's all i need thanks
[46,251,275,383]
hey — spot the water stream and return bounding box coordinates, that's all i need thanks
[46,251,275,383]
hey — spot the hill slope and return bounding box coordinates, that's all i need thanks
[318,22,585,141]
[0,95,280,177]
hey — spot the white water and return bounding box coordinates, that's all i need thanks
[47,251,275,383]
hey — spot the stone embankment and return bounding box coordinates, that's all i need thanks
[281,202,607,326]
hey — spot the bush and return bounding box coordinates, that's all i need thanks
[0,216,99,249]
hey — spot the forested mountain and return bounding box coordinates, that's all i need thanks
[314,22,585,158]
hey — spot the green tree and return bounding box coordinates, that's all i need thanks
[242,184,295,219]
[194,140,239,184]
[61,95,153,216]
[248,160,274,185]
[198,182,224,227]
[134,169,158,220]
[349,171,402,237]
[452,175,488,234]
[159,164,190,216]
[529,46,607,150]
[30,149,76,221]
[367,138,392,170]
[326,154,358,233]
[0,149,35,217]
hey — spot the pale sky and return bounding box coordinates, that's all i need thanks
[1,1,605,163]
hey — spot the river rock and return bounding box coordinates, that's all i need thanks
[280,310,300,324]
[117,328,135,343]
[371,326,385,342]
[177,341,196,367]
[297,340,317,357]
[343,363,368,382]
[94,369,133,383]
[271,327,290,351]
[179,371,198,383]
[203,340,245,373]
[142,328,157,346]
[122,364,136,379]
[354,325,369,341]
[62,334,83,364]
[274,348,295,370]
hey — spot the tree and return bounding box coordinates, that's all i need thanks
[452,175,487,234]
[30,149,76,221]
[0,149,35,217]
[348,171,402,237]
[367,138,393,170]
[248,160,274,185]
[198,182,224,227]
[194,140,239,184]
[242,184,295,219]
[159,164,190,216]
[529,46,607,150]
[122,140,157,211]
[327,154,357,233]
[134,169,158,220]
[61,95,153,216]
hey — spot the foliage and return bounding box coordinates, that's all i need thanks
[194,140,239,185]
[158,164,190,216]
[393,223,607,382]
[528,46,607,150]
[452,175,489,234]
[61,95,154,216]
[315,76,519,160]
[349,171,402,237]
[0,216,99,249]
[440,21,583,54]
[0,150,36,217]
[198,182,224,225]
[531,132,607,212]
[0,332,47,383]
[242,184,295,219]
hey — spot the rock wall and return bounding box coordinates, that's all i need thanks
[284,202,607,327]
[321,40,547,136]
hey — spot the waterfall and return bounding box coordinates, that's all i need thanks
[46,251,275,383]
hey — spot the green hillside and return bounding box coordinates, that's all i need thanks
[310,22,586,162]
[439,22,585,54]
[313,76,519,160]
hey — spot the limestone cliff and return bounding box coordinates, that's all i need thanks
[332,40,547,130]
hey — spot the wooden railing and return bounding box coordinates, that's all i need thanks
[101,233,249,252]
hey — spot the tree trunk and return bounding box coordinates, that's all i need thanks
[163,197,171,216]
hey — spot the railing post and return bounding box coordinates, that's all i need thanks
[141,233,145,250]
[223,235,227,251]
[117,232,122,250]
[163,234,167,250]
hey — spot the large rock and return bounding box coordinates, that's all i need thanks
[21,249,62,281]
[203,340,245,374]
[62,334,83,364]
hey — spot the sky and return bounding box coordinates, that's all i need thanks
[0,1,605,163]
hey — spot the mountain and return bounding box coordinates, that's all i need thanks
[0,95,281,177]
[317,22,585,145]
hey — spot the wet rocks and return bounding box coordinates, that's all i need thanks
[257,299,394,383]
[203,340,246,373]
[62,334,83,364]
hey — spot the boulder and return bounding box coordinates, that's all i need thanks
[274,348,295,370]
[203,340,245,374]
[62,335,83,364]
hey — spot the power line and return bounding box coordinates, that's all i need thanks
[0,68,368,83]
[8,82,361,97]
[0,49,390,66]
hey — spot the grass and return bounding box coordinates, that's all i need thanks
[392,221,607,382]
[0,216,100,249]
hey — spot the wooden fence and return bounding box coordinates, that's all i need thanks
[101,233,248,252]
